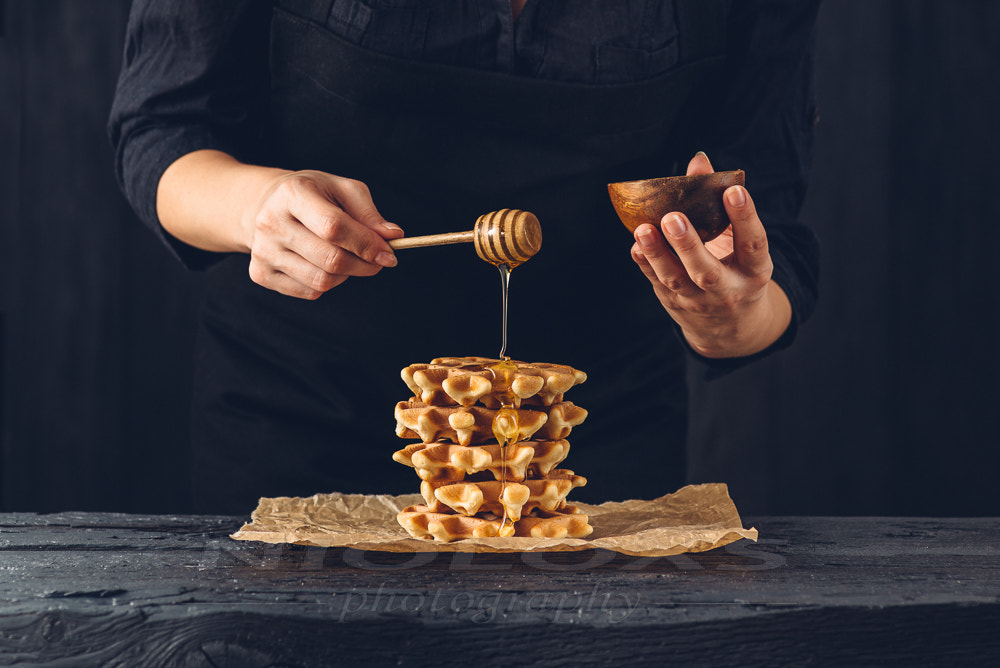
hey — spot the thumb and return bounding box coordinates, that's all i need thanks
[686,151,715,176]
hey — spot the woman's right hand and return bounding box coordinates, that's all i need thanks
[245,170,403,299]
[157,150,403,300]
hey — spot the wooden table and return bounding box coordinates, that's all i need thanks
[0,513,997,666]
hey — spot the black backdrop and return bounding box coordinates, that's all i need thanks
[1,1,998,516]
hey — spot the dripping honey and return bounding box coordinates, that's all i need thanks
[493,262,516,360]
[488,357,519,537]
[485,234,526,536]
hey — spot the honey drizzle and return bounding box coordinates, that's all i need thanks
[488,357,520,537]
[497,263,512,359]
[488,238,524,536]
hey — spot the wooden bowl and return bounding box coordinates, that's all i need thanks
[608,170,745,243]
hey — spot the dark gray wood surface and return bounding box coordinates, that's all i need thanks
[0,514,997,666]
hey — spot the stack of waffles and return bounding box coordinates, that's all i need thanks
[392,356,594,542]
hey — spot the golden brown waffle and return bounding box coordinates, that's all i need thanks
[420,469,587,520]
[394,400,549,446]
[392,439,571,482]
[394,357,591,542]
[534,402,588,440]
[401,357,587,408]
[397,504,594,541]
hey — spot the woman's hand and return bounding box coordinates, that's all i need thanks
[157,150,404,300]
[629,152,792,358]
[246,170,403,299]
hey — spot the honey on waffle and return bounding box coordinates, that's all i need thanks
[487,357,522,536]
[392,439,571,482]
[401,357,587,408]
[420,469,587,520]
[393,400,587,446]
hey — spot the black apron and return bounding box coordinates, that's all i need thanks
[191,0,729,513]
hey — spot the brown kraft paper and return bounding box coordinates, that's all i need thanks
[231,482,758,557]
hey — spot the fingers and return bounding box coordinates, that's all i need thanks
[284,177,399,268]
[686,151,714,176]
[255,213,382,275]
[249,252,348,301]
[632,188,772,295]
[723,185,772,277]
[249,172,402,299]
[659,213,726,292]
[632,212,728,297]
[687,151,772,278]
[632,223,697,296]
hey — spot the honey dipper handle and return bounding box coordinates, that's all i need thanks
[388,230,475,250]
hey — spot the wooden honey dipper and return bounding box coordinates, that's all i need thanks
[389,209,542,266]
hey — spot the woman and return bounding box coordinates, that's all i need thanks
[109,0,820,513]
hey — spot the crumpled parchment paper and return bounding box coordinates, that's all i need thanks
[231,482,757,557]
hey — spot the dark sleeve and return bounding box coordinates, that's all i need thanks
[107,0,273,269]
[679,0,822,378]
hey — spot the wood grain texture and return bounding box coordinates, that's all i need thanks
[608,170,744,242]
[389,229,476,249]
[0,513,998,665]
[472,209,542,265]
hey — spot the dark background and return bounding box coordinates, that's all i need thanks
[1,1,997,516]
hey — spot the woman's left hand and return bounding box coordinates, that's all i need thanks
[630,152,792,358]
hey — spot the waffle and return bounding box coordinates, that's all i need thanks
[392,439,571,482]
[397,504,594,541]
[394,356,591,542]
[394,401,538,446]
[420,469,587,520]
[534,402,588,440]
[401,357,587,408]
